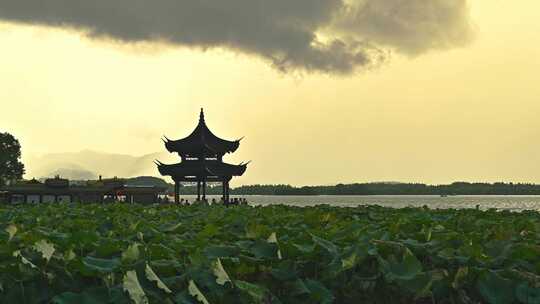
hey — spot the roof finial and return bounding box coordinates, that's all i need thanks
[199,108,205,122]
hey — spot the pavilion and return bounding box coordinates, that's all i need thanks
[156,108,248,203]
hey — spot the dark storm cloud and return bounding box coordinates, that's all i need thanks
[0,0,474,74]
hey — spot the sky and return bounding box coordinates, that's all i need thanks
[1,0,539,186]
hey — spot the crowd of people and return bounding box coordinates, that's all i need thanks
[161,196,249,206]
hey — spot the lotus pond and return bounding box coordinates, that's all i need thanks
[0,203,539,303]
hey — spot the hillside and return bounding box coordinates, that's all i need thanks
[25,150,176,180]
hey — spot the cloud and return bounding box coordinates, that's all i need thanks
[335,0,475,55]
[0,0,474,74]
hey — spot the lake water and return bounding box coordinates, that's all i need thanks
[176,195,540,211]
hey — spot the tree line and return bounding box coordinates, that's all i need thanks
[3,132,540,196]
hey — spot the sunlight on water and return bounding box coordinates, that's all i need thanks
[249,195,540,211]
[178,195,540,211]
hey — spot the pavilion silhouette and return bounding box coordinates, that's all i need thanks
[156,108,248,203]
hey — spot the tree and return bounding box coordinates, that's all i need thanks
[0,132,25,186]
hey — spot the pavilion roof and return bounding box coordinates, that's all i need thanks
[163,109,241,156]
[156,160,248,179]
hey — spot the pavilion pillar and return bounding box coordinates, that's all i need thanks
[174,181,179,204]
[197,181,201,201]
[202,179,207,201]
[225,181,230,203]
[222,180,226,202]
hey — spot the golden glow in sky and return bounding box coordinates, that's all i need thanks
[1,0,539,185]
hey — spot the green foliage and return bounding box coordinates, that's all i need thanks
[212,258,232,286]
[123,270,148,304]
[5,224,17,242]
[0,132,25,186]
[122,243,141,263]
[33,239,56,262]
[145,263,172,293]
[0,203,539,303]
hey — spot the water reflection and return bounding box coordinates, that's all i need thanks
[175,195,540,211]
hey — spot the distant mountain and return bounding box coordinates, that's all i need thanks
[48,168,97,180]
[126,176,172,189]
[25,149,177,180]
